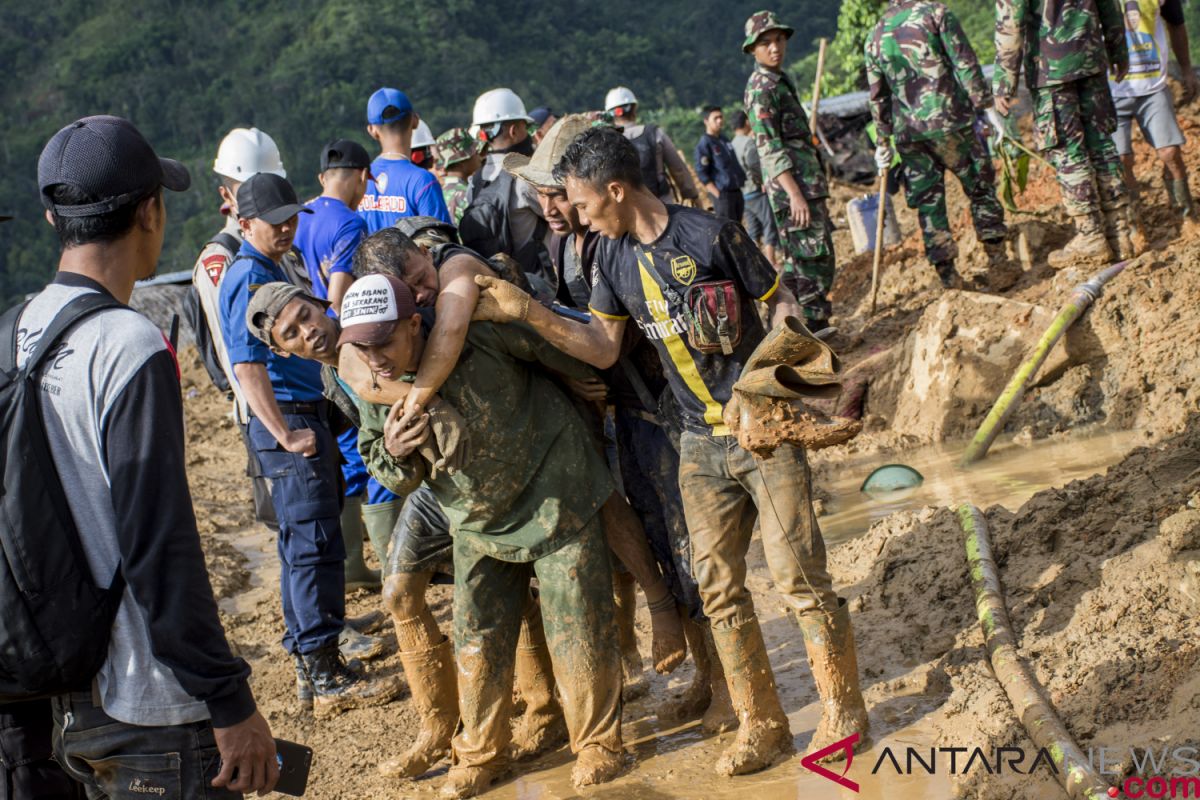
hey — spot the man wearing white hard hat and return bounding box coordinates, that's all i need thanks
[470,87,535,190]
[410,119,436,172]
[604,86,699,204]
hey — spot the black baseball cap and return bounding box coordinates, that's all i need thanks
[529,106,554,127]
[321,139,372,174]
[38,115,190,218]
[236,173,313,225]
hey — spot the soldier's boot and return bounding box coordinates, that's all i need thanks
[1048,213,1113,269]
[379,614,457,778]
[1102,207,1140,261]
[510,601,568,760]
[658,614,713,724]
[982,239,1022,292]
[571,746,626,788]
[362,498,401,568]
[613,572,647,701]
[339,625,387,662]
[341,495,381,591]
[303,643,404,720]
[292,654,313,710]
[701,623,739,734]
[711,618,795,777]
[932,260,962,290]
[795,599,870,762]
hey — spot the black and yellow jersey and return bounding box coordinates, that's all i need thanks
[588,205,780,435]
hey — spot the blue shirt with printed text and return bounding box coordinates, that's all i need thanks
[358,156,450,232]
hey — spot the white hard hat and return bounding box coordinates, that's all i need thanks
[411,119,435,149]
[472,88,534,127]
[213,127,286,181]
[605,87,639,112]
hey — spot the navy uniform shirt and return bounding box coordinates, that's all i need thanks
[588,205,779,436]
[694,133,747,193]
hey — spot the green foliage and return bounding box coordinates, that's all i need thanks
[0,0,840,308]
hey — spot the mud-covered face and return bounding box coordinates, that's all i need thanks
[401,249,440,307]
[754,29,788,69]
[352,314,422,381]
[565,175,628,240]
[270,298,339,363]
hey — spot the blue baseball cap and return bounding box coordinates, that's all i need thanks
[367,88,413,125]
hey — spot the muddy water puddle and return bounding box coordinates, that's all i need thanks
[818,427,1142,546]
[218,527,278,616]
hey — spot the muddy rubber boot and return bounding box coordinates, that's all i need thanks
[711,618,795,776]
[510,601,568,760]
[613,572,647,701]
[1102,207,1139,261]
[293,654,313,710]
[658,615,713,724]
[701,624,738,735]
[379,636,458,778]
[982,240,1022,292]
[304,643,405,719]
[1169,178,1194,219]
[932,259,962,290]
[341,496,381,591]
[571,745,626,788]
[795,598,870,762]
[362,498,401,567]
[339,625,387,662]
[1048,213,1113,269]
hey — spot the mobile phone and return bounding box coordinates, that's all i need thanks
[274,738,313,796]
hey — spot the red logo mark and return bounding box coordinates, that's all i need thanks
[801,733,860,792]
[1108,788,1119,798]
[202,254,226,286]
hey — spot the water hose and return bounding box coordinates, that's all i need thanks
[960,261,1129,466]
[958,505,1111,800]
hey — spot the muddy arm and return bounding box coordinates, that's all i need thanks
[401,259,482,418]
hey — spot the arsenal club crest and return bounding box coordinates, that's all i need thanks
[670,255,697,285]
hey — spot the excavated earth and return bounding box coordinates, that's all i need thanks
[177,87,1200,799]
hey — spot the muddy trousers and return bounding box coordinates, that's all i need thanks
[679,431,837,629]
[897,127,1007,265]
[450,517,622,769]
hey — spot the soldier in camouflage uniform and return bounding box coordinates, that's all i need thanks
[435,127,481,226]
[994,0,1134,267]
[866,1,1019,291]
[743,10,836,331]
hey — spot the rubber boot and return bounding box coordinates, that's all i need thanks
[1103,206,1139,261]
[362,499,401,568]
[293,654,313,710]
[711,618,795,776]
[510,601,568,760]
[613,572,647,701]
[983,239,1022,292]
[658,615,712,724]
[339,624,387,661]
[932,259,962,290]
[700,623,738,734]
[571,745,626,788]
[442,644,510,800]
[342,495,381,591]
[379,628,458,778]
[795,598,870,762]
[1047,213,1113,269]
[303,643,405,720]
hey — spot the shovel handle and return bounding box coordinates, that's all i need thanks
[869,168,889,316]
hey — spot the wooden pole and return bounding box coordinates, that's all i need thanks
[810,38,834,157]
[869,168,889,316]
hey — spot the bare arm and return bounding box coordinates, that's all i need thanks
[660,130,699,200]
[1166,6,1200,103]
[233,362,316,456]
[766,282,803,328]
[327,272,354,313]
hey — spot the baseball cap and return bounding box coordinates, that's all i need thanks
[321,139,372,174]
[245,282,330,348]
[337,274,418,348]
[529,106,555,127]
[236,173,313,225]
[38,115,190,217]
[367,88,414,125]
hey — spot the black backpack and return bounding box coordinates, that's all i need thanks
[0,292,127,700]
[184,231,239,393]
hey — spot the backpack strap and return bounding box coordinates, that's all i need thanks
[207,231,240,254]
[23,292,124,376]
[0,301,30,375]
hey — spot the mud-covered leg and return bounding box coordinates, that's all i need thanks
[612,570,647,700]
[1077,75,1136,260]
[510,592,568,760]
[534,517,624,789]
[657,613,713,724]
[899,140,960,287]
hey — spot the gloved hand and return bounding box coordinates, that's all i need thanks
[874,142,894,172]
[417,398,472,478]
[472,275,531,322]
[985,108,1007,146]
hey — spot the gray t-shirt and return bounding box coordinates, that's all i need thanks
[732,133,763,196]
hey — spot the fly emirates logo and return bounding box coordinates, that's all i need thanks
[635,298,687,341]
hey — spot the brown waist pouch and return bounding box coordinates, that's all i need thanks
[684,280,742,355]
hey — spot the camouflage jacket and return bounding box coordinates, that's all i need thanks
[442,175,470,226]
[865,1,990,143]
[993,0,1127,98]
[743,64,827,198]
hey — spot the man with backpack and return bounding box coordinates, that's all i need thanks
[605,86,700,205]
[6,114,277,797]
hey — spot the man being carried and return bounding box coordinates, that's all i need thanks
[695,105,747,224]
[865,0,1019,291]
[471,127,870,776]
[342,274,626,796]
[605,86,700,205]
[994,0,1134,266]
[360,87,451,232]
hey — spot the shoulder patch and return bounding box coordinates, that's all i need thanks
[201,254,227,286]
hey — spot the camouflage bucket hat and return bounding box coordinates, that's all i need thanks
[435,127,476,169]
[743,10,794,53]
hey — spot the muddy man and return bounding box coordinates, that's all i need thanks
[471,125,872,775]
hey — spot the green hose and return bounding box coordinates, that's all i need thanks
[960,261,1129,466]
[958,505,1111,800]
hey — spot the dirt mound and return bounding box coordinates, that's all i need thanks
[829,417,1200,798]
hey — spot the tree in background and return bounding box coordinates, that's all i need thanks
[823,0,886,96]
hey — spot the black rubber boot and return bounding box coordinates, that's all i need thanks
[933,260,962,290]
[293,654,313,709]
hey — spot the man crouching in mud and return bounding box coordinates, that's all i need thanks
[470,125,871,776]
[292,272,623,797]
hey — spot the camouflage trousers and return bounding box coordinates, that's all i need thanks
[1032,74,1128,218]
[451,516,622,767]
[764,185,836,322]
[898,127,1007,265]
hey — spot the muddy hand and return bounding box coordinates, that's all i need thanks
[472,275,531,322]
[384,401,431,459]
[427,398,471,475]
[567,376,608,403]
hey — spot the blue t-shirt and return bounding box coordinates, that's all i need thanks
[358,156,451,232]
[293,196,367,300]
[218,240,325,402]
